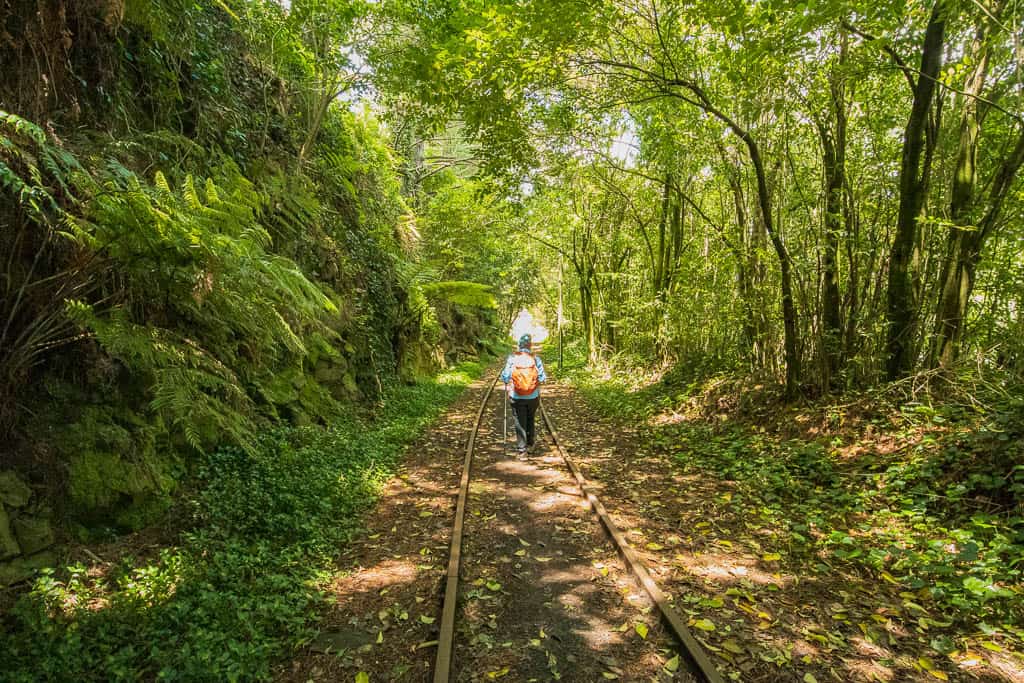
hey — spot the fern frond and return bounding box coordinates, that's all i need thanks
[183,175,202,208]
[154,170,171,193]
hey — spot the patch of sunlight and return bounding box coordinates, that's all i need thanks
[649,410,688,427]
[673,551,788,586]
[984,650,1024,681]
[851,635,892,659]
[340,558,419,591]
[843,658,895,681]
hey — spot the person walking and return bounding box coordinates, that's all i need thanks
[500,333,547,456]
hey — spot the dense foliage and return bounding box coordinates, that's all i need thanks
[3,0,1024,678]
[0,362,484,681]
[0,0,513,528]
[374,0,1024,395]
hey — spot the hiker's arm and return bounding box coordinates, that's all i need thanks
[536,356,547,383]
[499,356,513,384]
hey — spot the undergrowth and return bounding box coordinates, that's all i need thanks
[0,360,484,682]
[567,360,1024,648]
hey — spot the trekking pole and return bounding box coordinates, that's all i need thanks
[502,382,508,458]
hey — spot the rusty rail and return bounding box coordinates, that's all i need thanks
[539,402,726,683]
[433,375,724,682]
[433,374,498,682]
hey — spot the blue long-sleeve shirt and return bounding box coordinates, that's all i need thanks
[500,351,547,400]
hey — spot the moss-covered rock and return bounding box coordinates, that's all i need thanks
[0,550,57,587]
[68,451,172,512]
[0,471,32,508]
[12,516,54,555]
[314,358,347,384]
[55,405,178,530]
[259,366,303,405]
[342,372,359,397]
[0,504,21,559]
[114,493,172,531]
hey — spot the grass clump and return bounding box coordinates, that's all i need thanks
[0,360,484,682]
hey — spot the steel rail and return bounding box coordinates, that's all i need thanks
[433,374,499,682]
[540,402,727,683]
[433,374,724,682]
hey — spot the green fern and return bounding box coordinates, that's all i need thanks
[68,163,340,451]
[0,109,85,220]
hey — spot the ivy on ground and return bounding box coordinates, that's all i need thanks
[567,361,1024,652]
[0,361,484,682]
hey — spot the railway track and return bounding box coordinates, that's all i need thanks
[432,374,725,682]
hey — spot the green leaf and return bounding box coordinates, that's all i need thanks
[963,577,989,594]
[693,618,716,631]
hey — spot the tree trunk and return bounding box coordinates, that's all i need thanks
[666,189,684,291]
[654,173,672,294]
[816,43,847,390]
[885,1,947,380]
[580,278,596,363]
[741,136,800,395]
[931,8,1003,368]
[933,129,1024,367]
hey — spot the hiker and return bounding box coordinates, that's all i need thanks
[500,333,547,455]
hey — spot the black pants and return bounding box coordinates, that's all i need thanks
[510,397,539,450]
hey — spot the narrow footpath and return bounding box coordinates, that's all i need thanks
[279,374,692,682]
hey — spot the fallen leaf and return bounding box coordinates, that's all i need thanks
[355,674,369,683]
[693,619,716,631]
[635,623,649,639]
[722,639,743,654]
[803,674,817,683]
[420,615,435,625]
[664,654,680,672]
[486,667,510,679]
[763,553,781,561]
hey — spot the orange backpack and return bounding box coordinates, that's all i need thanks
[510,351,539,394]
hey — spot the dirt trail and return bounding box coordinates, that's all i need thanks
[279,374,692,682]
[452,382,689,681]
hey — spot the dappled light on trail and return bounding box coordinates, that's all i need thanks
[452,379,693,682]
[554,373,1023,682]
